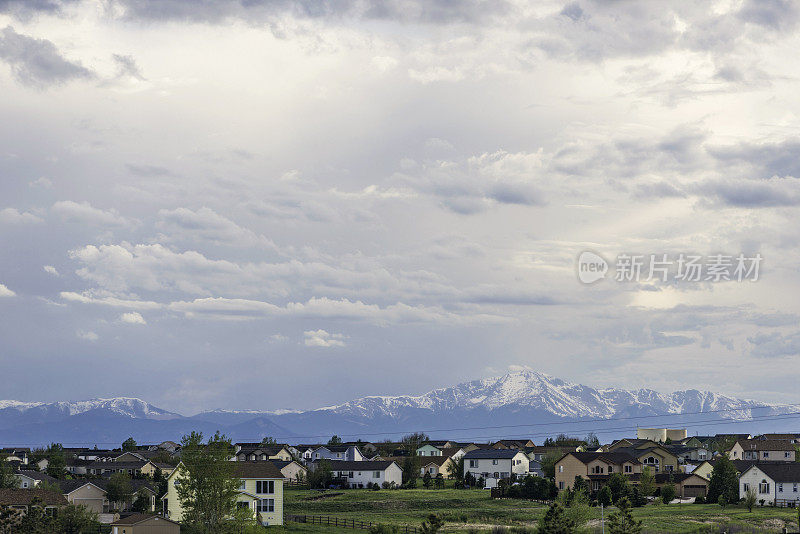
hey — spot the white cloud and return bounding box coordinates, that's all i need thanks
[0,207,44,224]
[52,200,134,227]
[29,177,52,189]
[119,311,146,325]
[43,265,59,276]
[303,329,346,348]
[76,330,99,341]
[0,284,16,297]
[157,207,276,249]
[60,291,162,310]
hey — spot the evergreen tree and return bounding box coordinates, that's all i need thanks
[45,443,66,479]
[420,514,443,534]
[537,502,576,534]
[106,472,133,511]
[328,435,343,446]
[660,483,676,504]
[706,456,739,504]
[422,471,432,489]
[572,476,588,496]
[598,486,612,507]
[122,437,137,452]
[638,466,655,497]
[606,473,631,504]
[57,504,99,534]
[0,456,19,488]
[606,497,642,534]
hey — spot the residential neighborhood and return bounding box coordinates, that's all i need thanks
[3,425,800,532]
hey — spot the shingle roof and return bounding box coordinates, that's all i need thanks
[0,489,68,506]
[748,463,800,482]
[464,449,524,459]
[567,452,641,465]
[234,461,285,479]
[16,470,57,482]
[736,439,797,451]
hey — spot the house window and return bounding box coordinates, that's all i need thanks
[743,483,750,492]
[759,480,770,494]
[258,499,274,513]
[793,483,798,493]
[608,466,613,473]
[348,472,354,478]
[624,465,632,473]
[763,452,769,459]
[256,481,274,494]
[786,452,792,458]
[237,502,250,509]
[469,460,478,468]
[558,466,564,473]
[493,472,499,479]
[239,480,246,490]
[492,459,498,465]
[373,471,381,478]
[558,481,564,490]
[778,484,784,493]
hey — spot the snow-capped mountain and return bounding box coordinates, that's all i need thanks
[1,371,797,446]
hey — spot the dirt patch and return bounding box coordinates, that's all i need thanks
[304,492,345,501]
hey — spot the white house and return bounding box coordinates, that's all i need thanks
[320,460,402,488]
[14,470,57,489]
[312,445,364,462]
[463,449,529,489]
[740,464,800,506]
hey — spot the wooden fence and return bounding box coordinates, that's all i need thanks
[286,514,419,533]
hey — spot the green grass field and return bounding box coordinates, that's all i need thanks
[283,488,800,533]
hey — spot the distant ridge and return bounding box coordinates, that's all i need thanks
[1,371,797,446]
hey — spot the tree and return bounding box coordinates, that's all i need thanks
[664,437,672,445]
[606,473,631,504]
[176,431,240,533]
[328,435,343,446]
[598,486,612,507]
[16,497,54,533]
[0,456,19,488]
[744,486,757,512]
[422,472,432,489]
[153,467,168,499]
[717,494,727,509]
[572,475,588,496]
[540,450,563,479]
[537,502,576,534]
[638,466,655,497]
[447,456,464,486]
[106,473,133,511]
[122,437,137,452]
[261,436,277,445]
[707,455,739,504]
[132,489,151,513]
[661,483,676,504]
[584,433,600,450]
[606,497,642,534]
[434,473,444,489]
[45,443,66,479]
[420,514,443,534]
[56,504,98,534]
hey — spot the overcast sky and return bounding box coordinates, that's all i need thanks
[1,0,799,415]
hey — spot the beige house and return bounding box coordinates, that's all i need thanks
[0,488,67,516]
[234,444,293,462]
[555,452,641,493]
[270,460,307,482]
[164,461,284,526]
[728,440,797,462]
[111,513,180,534]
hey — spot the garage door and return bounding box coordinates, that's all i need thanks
[73,498,104,513]
[683,485,706,497]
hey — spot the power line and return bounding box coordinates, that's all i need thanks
[3,407,798,447]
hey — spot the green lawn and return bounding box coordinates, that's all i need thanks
[284,488,800,533]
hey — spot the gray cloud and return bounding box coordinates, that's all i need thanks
[0,26,93,88]
[748,331,800,358]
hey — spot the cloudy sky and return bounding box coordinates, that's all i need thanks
[1,0,799,415]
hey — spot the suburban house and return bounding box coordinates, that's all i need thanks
[728,440,797,462]
[607,440,679,473]
[14,470,57,489]
[0,448,30,465]
[164,461,284,525]
[269,460,308,482]
[464,449,529,489]
[320,460,403,487]
[59,479,158,516]
[528,459,544,478]
[554,452,642,492]
[297,445,322,462]
[493,439,536,449]
[653,473,709,498]
[691,459,757,480]
[665,444,712,463]
[111,513,181,534]
[416,444,444,457]
[740,463,800,507]
[756,433,800,444]
[234,443,293,462]
[81,459,173,478]
[526,446,581,463]
[418,456,454,478]
[0,488,67,516]
[311,444,365,462]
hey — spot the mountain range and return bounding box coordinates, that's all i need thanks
[1,371,797,447]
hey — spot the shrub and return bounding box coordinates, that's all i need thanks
[382,481,391,489]
[369,524,400,534]
[694,496,705,504]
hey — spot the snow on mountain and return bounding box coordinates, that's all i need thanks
[312,370,792,420]
[0,397,181,421]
